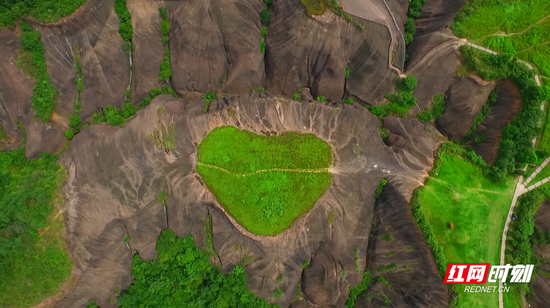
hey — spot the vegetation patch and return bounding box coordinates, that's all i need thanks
[0,149,72,307]
[463,89,498,141]
[114,0,133,50]
[118,229,277,307]
[415,144,516,308]
[197,126,332,235]
[460,45,549,181]
[375,178,387,199]
[0,0,86,28]
[19,22,57,122]
[417,94,445,123]
[345,270,372,308]
[66,42,84,140]
[404,0,427,46]
[158,8,171,82]
[368,75,418,118]
[299,0,364,31]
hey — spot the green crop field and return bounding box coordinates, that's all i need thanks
[416,152,516,308]
[197,126,332,235]
[453,0,550,78]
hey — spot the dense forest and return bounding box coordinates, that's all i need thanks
[116,229,277,308]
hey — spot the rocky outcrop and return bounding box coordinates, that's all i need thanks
[358,184,448,307]
[0,28,66,158]
[55,94,443,307]
[32,0,130,123]
[435,76,496,140]
[468,79,521,165]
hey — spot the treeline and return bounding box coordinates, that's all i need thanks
[0,0,85,28]
[460,45,550,182]
[117,229,278,308]
[404,0,426,45]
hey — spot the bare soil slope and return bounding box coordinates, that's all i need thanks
[55,94,444,307]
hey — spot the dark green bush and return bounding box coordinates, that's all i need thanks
[398,75,418,92]
[114,0,133,41]
[260,38,266,53]
[260,9,271,25]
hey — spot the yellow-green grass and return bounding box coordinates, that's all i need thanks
[416,152,516,308]
[453,0,550,78]
[197,126,332,235]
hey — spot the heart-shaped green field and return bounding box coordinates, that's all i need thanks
[197,126,332,235]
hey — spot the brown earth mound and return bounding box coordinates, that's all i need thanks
[0,28,66,158]
[53,94,444,307]
[467,79,521,164]
[435,75,496,140]
[31,0,130,123]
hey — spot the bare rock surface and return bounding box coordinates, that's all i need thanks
[55,94,443,307]
[435,76,496,140]
[127,0,164,105]
[359,184,448,308]
[32,0,130,123]
[468,79,521,164]
[0,28,66,158]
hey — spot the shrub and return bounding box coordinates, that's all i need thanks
[260,38,266,53]
[293,93,301,101]
[380,127,390,138]
[302,260,310,269]
[345,65,350,79]
[261,27,269,37]
[375,178,387,198]
[343,98,354,105]
[260,9,271,25]
[159,48,172,81]
[316,96,326,102]
[398,75,418,92]
[273,288,283,298]
[65,129,74,140]
[202,92,217,113]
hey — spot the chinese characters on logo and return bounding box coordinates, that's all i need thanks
[444,263,533,284]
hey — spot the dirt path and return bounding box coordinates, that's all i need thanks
[196,162,330,177]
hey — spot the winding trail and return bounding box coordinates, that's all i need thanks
[196,162,330,177]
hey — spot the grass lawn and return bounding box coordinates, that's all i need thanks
[416,152,516,308]
[529,162,550,185]
[453,0,550,78]
[197,126,332,235]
